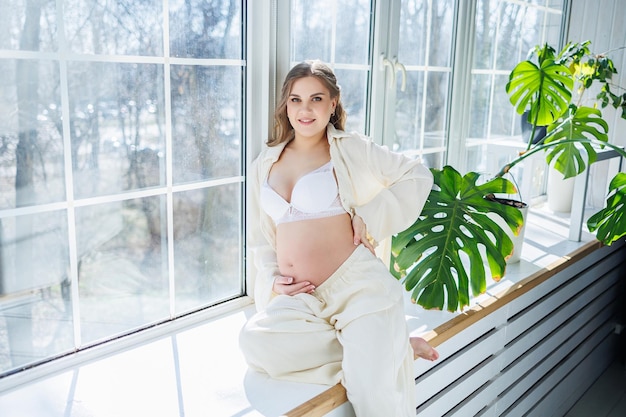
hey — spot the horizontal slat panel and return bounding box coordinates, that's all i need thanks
[413,308,506,380]
[417,355,500,416]
[501,242,609,318]
[414,326,505,401]
[501,267,621,368]
[533,334,618,416]
[502,289,616,383]
[504,251,623,343]
[500,321,615,416]
[464,292,617,416]
[496,297,617,413]
[425,249,623,417]
[440,357,503,416]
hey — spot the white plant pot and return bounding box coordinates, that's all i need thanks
[547,166,575,212]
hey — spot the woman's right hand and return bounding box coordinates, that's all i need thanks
[273,275,316,296]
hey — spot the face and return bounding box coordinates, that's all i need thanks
[286,76,337,141]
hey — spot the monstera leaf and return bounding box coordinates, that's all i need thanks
[391,166,524,312]
[506,57,573,127]
[587,172,626,245]
[543,105,609,178]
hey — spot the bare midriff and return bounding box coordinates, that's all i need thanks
[275,213,357,287]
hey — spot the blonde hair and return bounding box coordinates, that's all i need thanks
[268,60,347,147]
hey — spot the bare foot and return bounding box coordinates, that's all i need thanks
[410,337,439,361]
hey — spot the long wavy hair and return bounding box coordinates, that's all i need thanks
[267,60,347,147]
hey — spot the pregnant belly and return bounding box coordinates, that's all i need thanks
[275,213,357,287]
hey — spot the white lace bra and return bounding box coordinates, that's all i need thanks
[260,161,347,225]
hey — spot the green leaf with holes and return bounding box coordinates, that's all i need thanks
[587,172,626,245]
[391,166,524,312]
[543,105,609,178]
[506,58,573,126]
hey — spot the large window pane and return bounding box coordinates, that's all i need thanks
[290,0,374,134]
[291,0,371,65]
[1,211,69,295]
[171,65,242,184]
[334,68,369,133]
[1,1,57,52]
[394,0,454,159]
[399,0,454,68]
[64,0,163,56]
[468,73,492,140]
[465,0,565,194]
[0,210,72,373]
[169,0,242,59]
[173,183,242,314]
[394,71,450,154]
[473,0,498,71]
[77,197,169,345]
[0,59,65,209]
[0,0,245,378]
[68,62,166,198]
[422,151,446,172]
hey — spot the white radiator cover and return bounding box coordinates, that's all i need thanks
[413,242,625,417]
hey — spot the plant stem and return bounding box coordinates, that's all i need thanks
[495,138,626,178]
[528,110,540,151]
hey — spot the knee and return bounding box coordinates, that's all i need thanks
[239,321,270,374]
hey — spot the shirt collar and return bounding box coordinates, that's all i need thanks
[326,123,351,142]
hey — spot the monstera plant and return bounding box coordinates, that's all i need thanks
[391,41,626,312]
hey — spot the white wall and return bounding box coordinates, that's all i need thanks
[566,0,626,207]
[568,0,626,147]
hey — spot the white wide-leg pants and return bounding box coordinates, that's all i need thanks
[239,245,416,417]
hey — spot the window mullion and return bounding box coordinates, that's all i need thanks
[274,0,291,98]
[369,0,399,146]
[446,0,476,171]
[247,0,276,159]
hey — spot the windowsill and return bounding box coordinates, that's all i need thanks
[0,297,340,417]
[0,205,612,417]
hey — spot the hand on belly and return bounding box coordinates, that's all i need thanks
[273,275,316,296]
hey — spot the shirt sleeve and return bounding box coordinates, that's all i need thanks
[246,157,280,312]
[352,141,434,243]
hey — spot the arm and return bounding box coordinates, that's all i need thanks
[246,157,280,311]
[352,141,434,244]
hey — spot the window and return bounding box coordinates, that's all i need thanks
[0,0,569,380]
[285,0,456,171]
[289,0,374,133]
[0,0,245,376]
[388,0,456,170]
[463,0,566,199]
[285,0,566,192]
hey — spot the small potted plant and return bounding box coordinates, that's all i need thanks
[509,41,625,212]
[391,41,626,312]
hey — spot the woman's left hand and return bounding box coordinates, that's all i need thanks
[352,214,375,255]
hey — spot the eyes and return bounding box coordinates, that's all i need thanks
[289,96,323,103]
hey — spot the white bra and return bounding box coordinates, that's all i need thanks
[260,161,347,225]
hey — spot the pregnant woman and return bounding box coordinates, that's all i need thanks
[240,60,438,417]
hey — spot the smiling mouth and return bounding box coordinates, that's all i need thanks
[299,118,315,124]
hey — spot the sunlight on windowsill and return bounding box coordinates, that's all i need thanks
[0,204,605,417]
